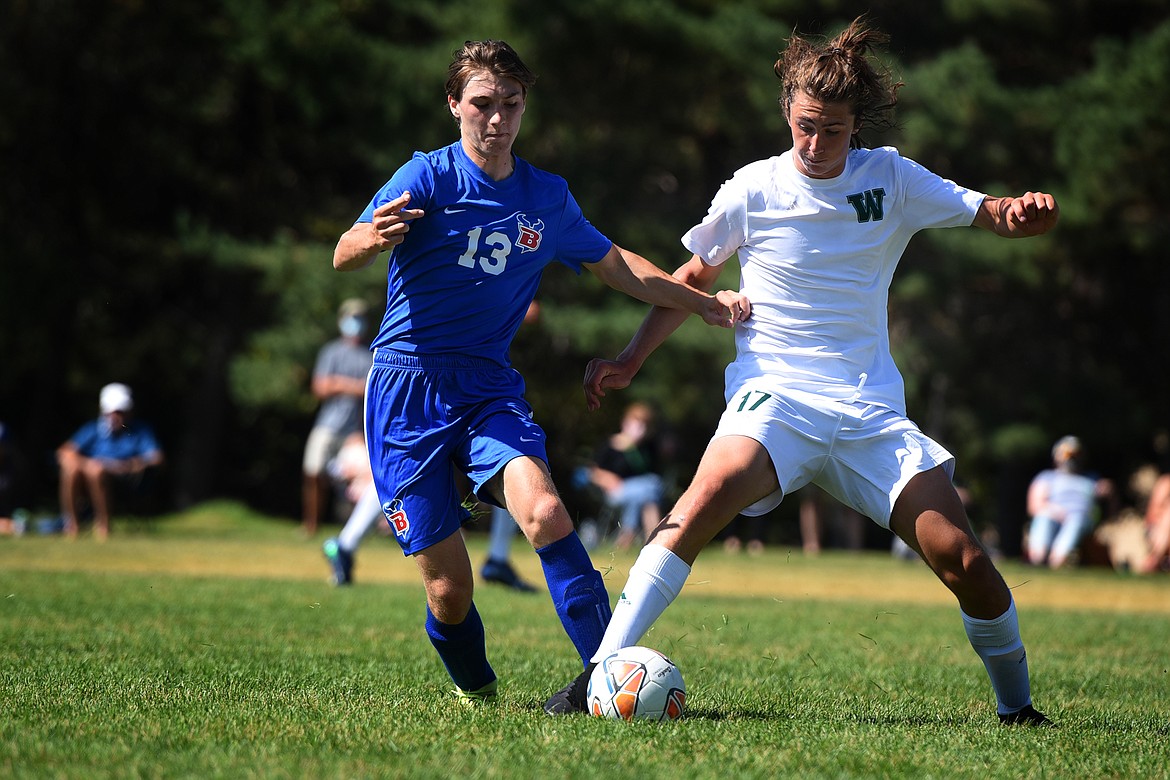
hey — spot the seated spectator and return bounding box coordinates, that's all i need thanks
[586,402,669,551]
[57,383,164,541]
[1137,467,1170,574]
[0,421,28,536]
[1025,436,1113,568]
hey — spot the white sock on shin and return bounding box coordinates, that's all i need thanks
[589,544,691,664]
[962,598,1033,714]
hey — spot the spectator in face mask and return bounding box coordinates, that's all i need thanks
[302,299,374,536]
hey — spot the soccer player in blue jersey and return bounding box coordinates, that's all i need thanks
[332,39,749,706]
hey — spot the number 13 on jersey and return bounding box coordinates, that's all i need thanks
[457,227,510,275]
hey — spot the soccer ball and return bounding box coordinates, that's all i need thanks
[587,645,686,722]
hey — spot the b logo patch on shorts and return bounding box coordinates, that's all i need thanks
[383,499,410,537]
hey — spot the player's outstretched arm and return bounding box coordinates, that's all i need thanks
[973,192,1060,238]
[584,254,734,410]
[587,244,749,328]
[334,191,426,271]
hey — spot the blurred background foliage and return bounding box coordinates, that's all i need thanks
[3,0,1168,553]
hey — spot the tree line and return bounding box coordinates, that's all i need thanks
[3,0,1168,552]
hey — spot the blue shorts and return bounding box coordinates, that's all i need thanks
[365,349,548,555]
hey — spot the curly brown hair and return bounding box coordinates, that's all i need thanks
[774,16,902,149]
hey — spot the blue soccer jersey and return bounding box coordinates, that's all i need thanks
[359,141,613,367]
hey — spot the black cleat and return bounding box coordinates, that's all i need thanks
[543,663,596,715]
[999,704,1055,727]
[481,559,539,593]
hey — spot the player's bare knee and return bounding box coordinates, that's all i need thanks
[426,579,474,622]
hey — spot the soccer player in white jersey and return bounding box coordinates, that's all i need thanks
[544,17,1058,725]
[332,40,748,705]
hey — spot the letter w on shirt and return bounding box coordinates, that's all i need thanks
[846,188,886,223]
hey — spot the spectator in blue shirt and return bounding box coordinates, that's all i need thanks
[57,383,164,540]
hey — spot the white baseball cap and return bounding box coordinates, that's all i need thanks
[99,383,134,414]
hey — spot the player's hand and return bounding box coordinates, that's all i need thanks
[371,191,426,250]
[583,358,638,411]
[698,290,751,328]
[1003,191,1059,237]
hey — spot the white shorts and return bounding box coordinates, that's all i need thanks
[711,378,954,527]
[302,426,347,475]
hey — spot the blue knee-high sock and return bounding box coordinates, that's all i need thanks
[536,532,612,666]
[425,603,496,692]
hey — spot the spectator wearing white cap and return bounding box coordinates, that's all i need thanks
[57,383,164,540]
[1025,436,1114,568]
[302,299,374,536]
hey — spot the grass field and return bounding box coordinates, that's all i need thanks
[2,501,1168,779]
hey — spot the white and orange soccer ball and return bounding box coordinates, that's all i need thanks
[587,645,686,722]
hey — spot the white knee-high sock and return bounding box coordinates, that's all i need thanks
[962,598,1032,714]
[487,505,519,562]
[589,544,691,664]
[338,483,383,552]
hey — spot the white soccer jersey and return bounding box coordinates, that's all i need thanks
[683,147,986,414]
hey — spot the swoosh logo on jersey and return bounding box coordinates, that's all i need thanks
[444,206,467,215]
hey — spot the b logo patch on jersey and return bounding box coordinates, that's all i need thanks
[383,499,410,537]
[516,214,544,253]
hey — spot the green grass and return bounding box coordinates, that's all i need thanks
[2,502,1168,779]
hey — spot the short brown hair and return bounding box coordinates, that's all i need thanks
[445,40,537,102]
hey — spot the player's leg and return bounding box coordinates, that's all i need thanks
[890,467,1049,725]
[365,354,497,700]
[460,382,613,667]
[413,530,497,699]
[487,504,517,560]
[891,467,1009,616]
[596,434,777,652]
[495,455,611,664]
[480,504,537,592]
[336,481,383,552]
[544,435,778,715]
[323,481,382,585]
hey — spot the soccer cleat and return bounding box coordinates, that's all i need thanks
[543,662,596,715]
[999,704,1055,727]
[454,678,498,704]
[322,538,353,586]
[481,559,539,593]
